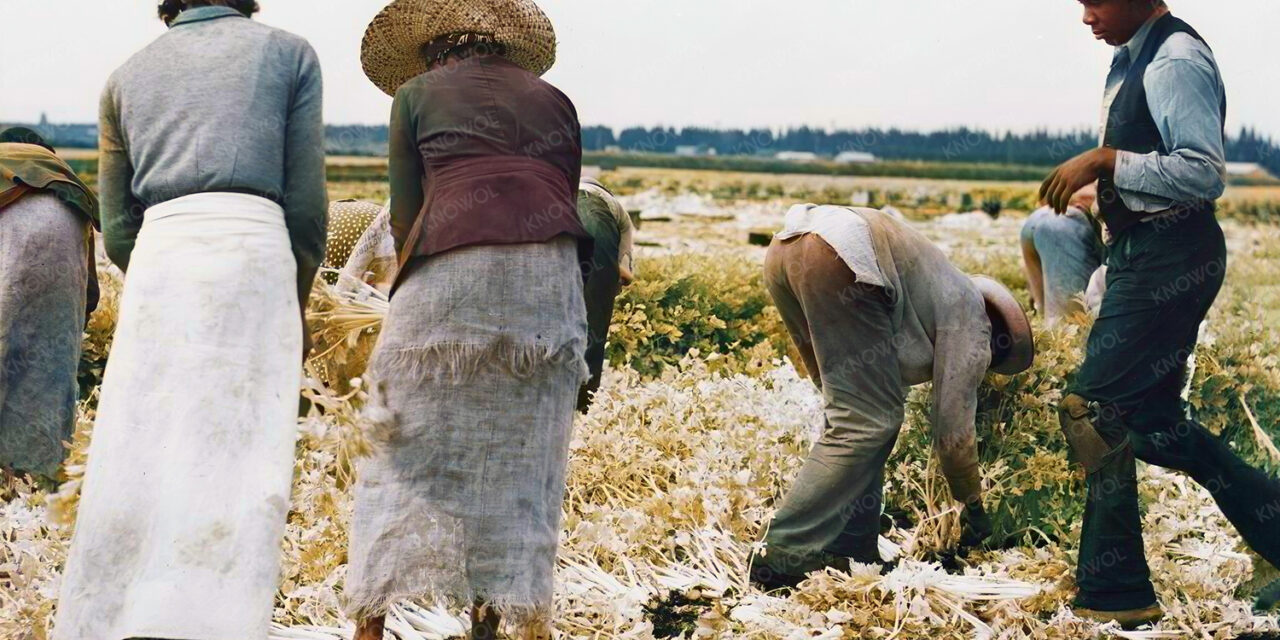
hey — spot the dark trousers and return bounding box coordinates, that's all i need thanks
[1071,211,1280,611]
[577,208,622,412]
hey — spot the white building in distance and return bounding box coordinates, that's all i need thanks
[1225,162,1275,179]
[775,151,819,162]
[835,150,877,164]
[675,145,717,157]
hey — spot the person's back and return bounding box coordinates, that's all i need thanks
[56,6,327,639]
[349,6,588,636]
[99,5,327,282]
[393,53,584,259]
[323,199,385,280]
[412,55,577,168]
[849,207,989,385]
[106,10,317,207]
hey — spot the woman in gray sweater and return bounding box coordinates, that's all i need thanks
[54,2,328,639]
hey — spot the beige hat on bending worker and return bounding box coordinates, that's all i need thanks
[361,0,557,96]
[971,276,1035,375]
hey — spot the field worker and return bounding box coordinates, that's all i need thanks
[577,177,635,411]
[1040,0,1280,626]
[347,1,590,639]
[323,199,385,284]
[750,204,1034,591]
[54,1,328,638]
[1020,184,1104,323]
[0,128,99,482]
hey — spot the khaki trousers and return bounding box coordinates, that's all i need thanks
[759,234,905,575]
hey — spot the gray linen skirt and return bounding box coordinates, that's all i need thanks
[0,192,90,478]
[345,236,587,625]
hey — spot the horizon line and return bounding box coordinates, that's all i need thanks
[5,118,1277,140]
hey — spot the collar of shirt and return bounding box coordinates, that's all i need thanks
[170,6,246,28]
[1100,12,1162,143]
[1112,12,1163,71]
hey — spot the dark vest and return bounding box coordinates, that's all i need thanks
[1097,14,1226,235]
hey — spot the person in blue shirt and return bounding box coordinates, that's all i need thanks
[1041,0,1280,628]
[1021,185,1103,324]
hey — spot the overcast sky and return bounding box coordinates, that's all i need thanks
[1,0,1276,136]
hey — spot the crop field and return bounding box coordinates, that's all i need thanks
[4,167,1280,639]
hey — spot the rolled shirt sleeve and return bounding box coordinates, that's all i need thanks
[1113,37,1227,211]
[930,322,992,505]
[282,42,329,291]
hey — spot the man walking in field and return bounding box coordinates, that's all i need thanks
[751,204,1034,590]
[1041,0,1280,626]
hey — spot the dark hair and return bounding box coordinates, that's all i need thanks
[420,33,508,69]
[158,0,260,26]
[0,127,55,152]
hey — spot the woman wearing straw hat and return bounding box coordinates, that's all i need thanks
[53,2,327,639]
[348,1,591,638]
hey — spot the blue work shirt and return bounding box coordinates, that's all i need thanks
[1101,12,1227,213]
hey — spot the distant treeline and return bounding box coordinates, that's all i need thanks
[582,153,1054,182]
[7,119,1279,177]
[331,124,1280,177]
[587,125,1280,177]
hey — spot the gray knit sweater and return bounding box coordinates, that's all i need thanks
[98,6,327,290]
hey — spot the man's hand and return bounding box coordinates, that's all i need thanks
[958,500,994,548]
[1040,148,1116,214]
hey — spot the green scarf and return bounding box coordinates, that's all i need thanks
[0,143,99,229]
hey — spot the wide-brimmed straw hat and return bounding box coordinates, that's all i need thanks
[361,0,557,96]
[971,276,1035,375]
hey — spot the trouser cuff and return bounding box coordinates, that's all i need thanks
[1073,586,1158,612]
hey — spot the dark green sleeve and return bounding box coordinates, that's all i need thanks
[283,44,329,303]
[98,79,143,272]
[387,88,424,256]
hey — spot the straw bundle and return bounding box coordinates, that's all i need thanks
[306,270,389,393]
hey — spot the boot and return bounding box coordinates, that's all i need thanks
[1072,604,1164,629]
[748,560,806,593]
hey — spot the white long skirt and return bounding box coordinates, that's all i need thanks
[54,193,302,640]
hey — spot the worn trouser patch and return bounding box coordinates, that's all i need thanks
[1058,394,1124,474]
